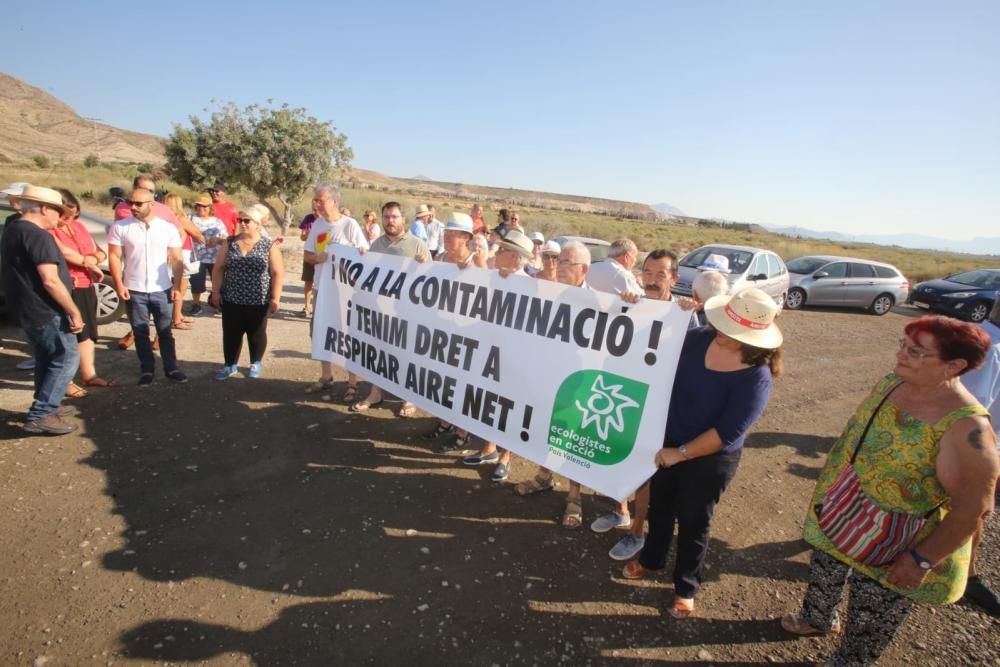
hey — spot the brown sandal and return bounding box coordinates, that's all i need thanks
[305,378,334,394]
[780,613,841,636]
[514,475,555,497]
[83,376,115,388]
[66,382,89,399]
[667,596,695,619]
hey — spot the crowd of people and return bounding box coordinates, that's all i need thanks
[2,179,999,666]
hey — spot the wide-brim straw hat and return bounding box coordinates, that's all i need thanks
[193,195,213,207]
[540,240,561,255]
[496,229,535,260]
[703,287,783,349]
[16,185,68,215]
[414,204,433,219]
[1,181,31,198]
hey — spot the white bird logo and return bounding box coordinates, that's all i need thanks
[575,375,640,440]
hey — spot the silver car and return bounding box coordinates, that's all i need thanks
[672,243,790,309]
[785,255,909,316]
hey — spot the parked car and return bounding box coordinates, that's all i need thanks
[1,197,126,325]
[551,235,611,263]
[909,269,1000,323]
[672,243,789,309]
[785,255,909,316]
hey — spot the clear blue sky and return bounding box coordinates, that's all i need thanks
[3,1,998,239]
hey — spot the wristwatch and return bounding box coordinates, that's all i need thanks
[909,548,933,570]
[678,445,691,460]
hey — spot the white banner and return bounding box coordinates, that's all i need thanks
[311,245,691,501]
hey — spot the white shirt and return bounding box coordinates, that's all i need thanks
[426,218,444,253]
[585,258,641,295]
[107,216,182,292]
[304,215,369,284]
[962,320,1000,440]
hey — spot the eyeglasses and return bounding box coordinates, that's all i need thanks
[194,204,210,208]
[237,217,256,224]
[127,200,152,207]
[898,337,937,360]
[557,259,585,268]
[541,254,559,261]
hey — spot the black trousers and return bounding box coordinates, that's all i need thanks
[638,449,741,598]
[221,302,269,366]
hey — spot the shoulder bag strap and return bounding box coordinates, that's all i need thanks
[849,381,903,464]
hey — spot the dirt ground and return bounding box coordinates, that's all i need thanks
[1,254,998,665]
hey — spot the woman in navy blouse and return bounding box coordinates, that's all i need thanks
[622,287,783,619]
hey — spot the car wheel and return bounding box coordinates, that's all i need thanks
[95,276,125,325]
[968,301,990,323]
[870,293,894,316]
[786,288,806,310]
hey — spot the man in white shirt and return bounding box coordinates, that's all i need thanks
[303,183,369,401]
[425,206,444,259]
[107,188,187,385]
[585,238,641,295]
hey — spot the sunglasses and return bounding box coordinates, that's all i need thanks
[127,200,152,206]
[237,217,256,224]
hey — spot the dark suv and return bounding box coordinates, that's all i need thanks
[910,269,1000,323]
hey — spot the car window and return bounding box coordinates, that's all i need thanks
[786,257,829,274]
[947,270,992,287]
[765,254,782,278]
[819,262,848,278]
[849,263,877,278]
[873,265,900,279]
[748,254,768,278]
[680,247,753,273]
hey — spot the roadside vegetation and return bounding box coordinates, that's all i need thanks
[2,160,997,284]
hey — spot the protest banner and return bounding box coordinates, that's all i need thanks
[312,245,691,501]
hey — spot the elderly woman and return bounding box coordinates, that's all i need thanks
[422,213,488,448]
[782,315,997,666]
[209,207,284,379]
[50,188,111,397]
[623,287,783,620]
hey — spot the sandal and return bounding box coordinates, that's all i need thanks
[350,399,384,413]
[514,475,555,496]
[342,384,358,403]
[172,320,194,330]
[398,402,418,418]
[562,498,583,529]
[83,376,115,388]
[305,378,334,394]
[65,382,89,399]
[667,596,695,620]
[622,559,656,580]
[780,613,841,636]
[422,421,451,440]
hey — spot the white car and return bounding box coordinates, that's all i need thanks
[672,243,789,310]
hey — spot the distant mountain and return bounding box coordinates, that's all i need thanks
[0,72,163,163]
[411,174,433,181]
[766,224,1000,257]
[652,202,684,216]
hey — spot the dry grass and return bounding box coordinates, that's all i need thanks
[3,161,997,284]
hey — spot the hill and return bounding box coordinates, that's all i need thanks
[0,72,164,164]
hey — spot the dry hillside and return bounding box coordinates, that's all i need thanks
[0,72,163,164]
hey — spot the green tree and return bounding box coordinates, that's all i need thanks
[164,101,353,230]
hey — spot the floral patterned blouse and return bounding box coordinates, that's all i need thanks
[802,373,988,604]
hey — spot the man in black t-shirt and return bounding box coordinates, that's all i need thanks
[0,185,83,435]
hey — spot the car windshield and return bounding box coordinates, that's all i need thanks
[946,270,996,288]
[786,257,832,274]
[680,247,754,274]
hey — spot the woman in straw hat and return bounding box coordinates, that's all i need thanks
[622,287,783,619]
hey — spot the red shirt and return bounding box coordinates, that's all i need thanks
[50,219,98,288]
[114,200,193,250]
[213,200,239,236]
[471,214,487,236]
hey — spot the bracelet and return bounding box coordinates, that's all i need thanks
[909,548,933,570]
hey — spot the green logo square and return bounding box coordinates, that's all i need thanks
[547,370,648,466]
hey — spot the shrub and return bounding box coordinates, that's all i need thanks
[83,154,99,168]
[32,155,51,168]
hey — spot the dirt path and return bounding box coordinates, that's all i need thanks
[1,285,997,665]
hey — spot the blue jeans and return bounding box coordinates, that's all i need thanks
[24,314,80,421]
[127,290,178,374]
